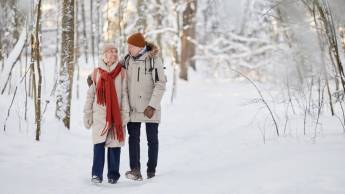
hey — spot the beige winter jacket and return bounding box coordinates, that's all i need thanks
[124,46,167,123]
[83,60,130,147]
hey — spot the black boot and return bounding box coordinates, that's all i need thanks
[108,178,118,184]
[147,171,155,179]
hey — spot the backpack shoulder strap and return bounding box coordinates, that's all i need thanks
[150,57,155,70]
[149,57,157,83]
[123,54,130,69]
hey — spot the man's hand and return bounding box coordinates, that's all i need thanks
[87,75,93,87]
[144,106,156,119]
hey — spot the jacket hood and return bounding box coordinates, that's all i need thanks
[145,41,160,58]
[119,42,160,66]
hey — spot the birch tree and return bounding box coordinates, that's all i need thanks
[31,0,43,141]
[56,0,75,129]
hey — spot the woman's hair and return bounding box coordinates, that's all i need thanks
[102,48,118,64]
[102,53,107,64]
[102,52,119,65]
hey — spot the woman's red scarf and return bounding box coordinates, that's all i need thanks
[96,64,124,142]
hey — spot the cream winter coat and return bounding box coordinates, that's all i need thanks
[83,60,130,147]
[124,46,167,123]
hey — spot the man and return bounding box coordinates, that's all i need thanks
[123,32,166,180]
[87,32,166,180]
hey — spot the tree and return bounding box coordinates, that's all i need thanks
[180,0,197,80]
[0,0,24,71]
[90,0,96,65]
[135,0,148,33]
[56,0,75,129]
[155,0,163,48]
[341,27,345,57]
[31,0,43,141]
[80,0,88,64]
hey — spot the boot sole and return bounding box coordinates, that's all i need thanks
[91,181,102,185]
[125,173,143,181]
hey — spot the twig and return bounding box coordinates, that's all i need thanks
[313,77,325,139]
[3,87,18,131]
[228,66,280,136]
[335,115,345,134]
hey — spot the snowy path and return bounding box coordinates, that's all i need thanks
[1,75,345,194]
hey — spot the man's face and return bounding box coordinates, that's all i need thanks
[104,48,118,65]
[128,44,142,57]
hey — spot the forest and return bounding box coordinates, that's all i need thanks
[0,0,345,194]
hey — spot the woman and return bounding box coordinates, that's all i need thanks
[83,43,130,184]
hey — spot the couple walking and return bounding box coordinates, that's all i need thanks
[83,32,167,184]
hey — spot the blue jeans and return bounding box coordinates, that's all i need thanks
[92,142,121,181]
[127,122,159,173]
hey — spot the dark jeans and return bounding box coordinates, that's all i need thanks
[92,142,121,181]
[127,122,159,173]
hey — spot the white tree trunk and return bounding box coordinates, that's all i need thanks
[56,0,75,129]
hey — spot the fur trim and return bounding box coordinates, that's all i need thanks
[146,42,160,58]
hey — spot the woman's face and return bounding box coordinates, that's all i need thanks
[104,48,118,65]
[128,44,142,57]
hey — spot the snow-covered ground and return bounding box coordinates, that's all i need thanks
[0,60,345,194]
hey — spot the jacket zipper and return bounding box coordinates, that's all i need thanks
[137,67,140,82]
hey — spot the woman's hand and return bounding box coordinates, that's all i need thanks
[87,75,93,87]
[83,113,93,129]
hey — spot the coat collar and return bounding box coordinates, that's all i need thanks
[131,51,149,61]
[125,42,159,63]
[98,59,119,72]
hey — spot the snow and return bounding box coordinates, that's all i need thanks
[1,28,27,84]
[1,1,345,193]
[3,28,27,67]
[0,58,345,194]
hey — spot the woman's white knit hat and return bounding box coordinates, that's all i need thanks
[102,43,117,54]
